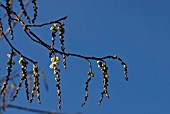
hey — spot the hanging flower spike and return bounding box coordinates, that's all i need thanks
[58,23,66,70]
[6,0,14,39]
[97,60,110,105]
[112,55,128,81]
[12,56,29,101]
[20,57,29,100]
[50,55,61,109]
[31,0,38,24]
[30,64,41,104]
[0,49,16,95]
[18,0,31,23]
[49,23,58,58]
[81,59,94,107]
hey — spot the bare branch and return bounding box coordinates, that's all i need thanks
[0,0,31,40]
[0,0,128,110]
[3,104,74,114]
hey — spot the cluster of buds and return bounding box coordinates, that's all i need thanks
[50,55,60,69]
[18,0,31,23]
[49,23,58,57]
[50,22,66,70]
[6,52,16,72]
[58,23,66,70]
[58,23,65,52]
[12,57,29,101]
[82,60,94,107]
[97,60,110,105]
[0,51,16,95]
[19,57,29,100]
[6,1,13,39]
[113,55,128,81]
[7,53,16,65]
[50,55,61,109]
[31,0,38,23]
[19,57,28,80]
[30,64,41,104]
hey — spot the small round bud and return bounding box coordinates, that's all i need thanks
[7,54,12,58]
[113,55,117,59]
[55,56,60,61]
[57,90,61,94]
[7,60,11,65]
[50,26,54,30]
[105,75,109,78]
[52,37,55,41]
[90,73,94,77]
[54,23,58,27]
[97,60,100,64]
[124,65,127,69]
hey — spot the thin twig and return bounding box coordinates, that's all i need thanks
[26,16,68,27]
[1,104,82,114]
[2,32,37,64]
[0,0,31,40]
[5,104,62,114]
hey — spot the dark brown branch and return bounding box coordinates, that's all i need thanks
[26,16,68,27]
[25,29,128,80]
[11,12,128,80]
[11,11,123,61]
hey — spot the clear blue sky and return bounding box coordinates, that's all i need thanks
[0,0,170,114]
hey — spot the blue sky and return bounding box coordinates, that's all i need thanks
[0,0,170,114]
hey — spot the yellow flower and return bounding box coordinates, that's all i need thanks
[54,23,58,27]
[55,56,60,61]
[50,63,55,69]
[7,54,12,58]
[90,73,94,77]
[57,90,61,94]
[50,26,53,30]
[51,57,55,62]
[7,60,11,65]
[54,69,60,74]
[97,60,100,64]
[105,75,109,78]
